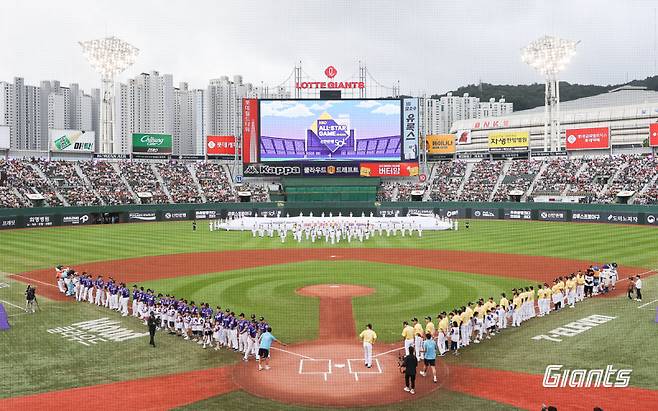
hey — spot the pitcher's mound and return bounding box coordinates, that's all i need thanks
[296,284,375,298]
[232,342,446,407]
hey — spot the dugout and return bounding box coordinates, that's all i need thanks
[280,177,380,202]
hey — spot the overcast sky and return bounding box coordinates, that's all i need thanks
[1,0,657,95]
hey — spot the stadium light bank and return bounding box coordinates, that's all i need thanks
[521,35,579,152]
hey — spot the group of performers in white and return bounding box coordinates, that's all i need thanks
[55,265,270,361]
[399,264,619,360]
[209,212,456,243]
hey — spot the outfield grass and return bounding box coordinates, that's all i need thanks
[139,261,533,343]
[0,220,656,274]
[1,220,657,408]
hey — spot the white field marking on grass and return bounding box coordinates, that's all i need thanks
[0,299,27,312]
[271,346,316,360]
[9,273,58,288]
[8,312,29,317]
[0,282,9,288]
[373,347,404,358]
[638,299,658,309]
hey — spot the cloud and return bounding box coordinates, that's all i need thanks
[356,100,380,108]
[371,103,400,115]
[261,102,314,118]
[309,101,337,111]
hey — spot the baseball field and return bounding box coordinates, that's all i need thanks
[1,219,657,410]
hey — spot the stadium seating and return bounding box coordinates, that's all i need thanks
[0,156,656,209]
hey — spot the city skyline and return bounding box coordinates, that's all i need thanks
[2,0,658,96]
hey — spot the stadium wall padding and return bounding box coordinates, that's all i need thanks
[1,201,657,229]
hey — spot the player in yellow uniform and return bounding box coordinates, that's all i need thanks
[499,293,509,328]
[543,283,552,314]
[424,316,436,337]
[401,321,415,355]
[566,275,576,308]
[459,309,470,346]
[512,292,522,327]
[412,318,424,359]
[359,324,377,368]
[536,285,546,316]
[576,271,585,302]
[437,313,449,355]
[551,279,562,311]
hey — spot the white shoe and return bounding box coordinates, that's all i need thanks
[258,366,263,371]
[420,371,426,377]
[404,387,410,392]
[410,389,415,395]
[433,377,437,383]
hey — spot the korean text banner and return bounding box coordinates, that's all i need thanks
[649,123,658,147]
[132,133,172,154]
[50,129,95,152]
[359,162,419,177]
[403,98,419,160]
[207,135,236,155]
[242,99,258,164]
[565,127,609,150]
[487,131,529,150]
[426,134,455,154]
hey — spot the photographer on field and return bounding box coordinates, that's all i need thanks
[25,285,37,313]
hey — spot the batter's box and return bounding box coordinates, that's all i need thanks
[346,358,383,381]
[299,358,332,381]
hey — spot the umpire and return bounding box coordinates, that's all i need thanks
[147,312,157,347]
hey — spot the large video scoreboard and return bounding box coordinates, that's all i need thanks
[242,98,419,177]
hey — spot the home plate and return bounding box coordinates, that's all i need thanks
[334,364,345,368]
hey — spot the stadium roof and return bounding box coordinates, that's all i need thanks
[518,85,658,114]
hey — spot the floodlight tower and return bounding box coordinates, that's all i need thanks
[79,37,139,153]
[521,36,578,151]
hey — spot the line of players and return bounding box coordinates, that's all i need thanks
[401,265,618,359]
[55,266,270,361]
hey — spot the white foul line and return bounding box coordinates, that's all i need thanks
[638,299,658,309]
[271,346,316,360]
[9,273,58,289]
[373,347,404,358]
[0,299,27,312]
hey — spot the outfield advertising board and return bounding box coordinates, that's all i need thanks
[25,215,54,227]
[504,209,532,220]
[132,133,172,154]
[195,210,217,220]
[565,127,609,150]
[646,214,658,225]
[488,131,529,151]
[471,208,499,219]
[538,210,567,222]
[359,162,419,177]
[127,212,157,222]
[206,136,236,156]
[0,216,18,229]
[403,98,419,160]
[438,208,464,219]
[649,123,658,147]
[61,214,93,225]
[50,129,95,152]
[571,211,639,224]
[162,211,188,221]
[0,125,9,149]
[426,134,456,155]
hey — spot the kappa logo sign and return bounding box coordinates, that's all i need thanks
[243,164,301,176]
[324,66,337,79]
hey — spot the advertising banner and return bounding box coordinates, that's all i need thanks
[503,209,532,220]
[649,123,658,147]
[242,99,258,164]
[61,214,93,225]
[438,208,463,219]
[50,129,95,152]
[538,210,567,222]
[471,208,499,219]
[243,162,361,177]
[162,211,188,221]
[488,131,529,151]
[195,210,217,220]
[646,214,658,225]
[565,127,609,150]
[128,212,157,222]
[403,98,419,160]
[359,162,419,177]
[25,215,54,228]
[132,133,172,154]
[207,136,236,156]
[455,129,472,145]
[571,211,639,224]
[426,134,456,155]
[0,126,9,149]
[0,216,18,230]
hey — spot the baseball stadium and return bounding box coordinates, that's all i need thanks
[2,2,658,411]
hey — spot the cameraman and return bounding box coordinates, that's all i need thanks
[25,285,37,313]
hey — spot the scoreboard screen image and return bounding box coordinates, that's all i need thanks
[259,99,402,162]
